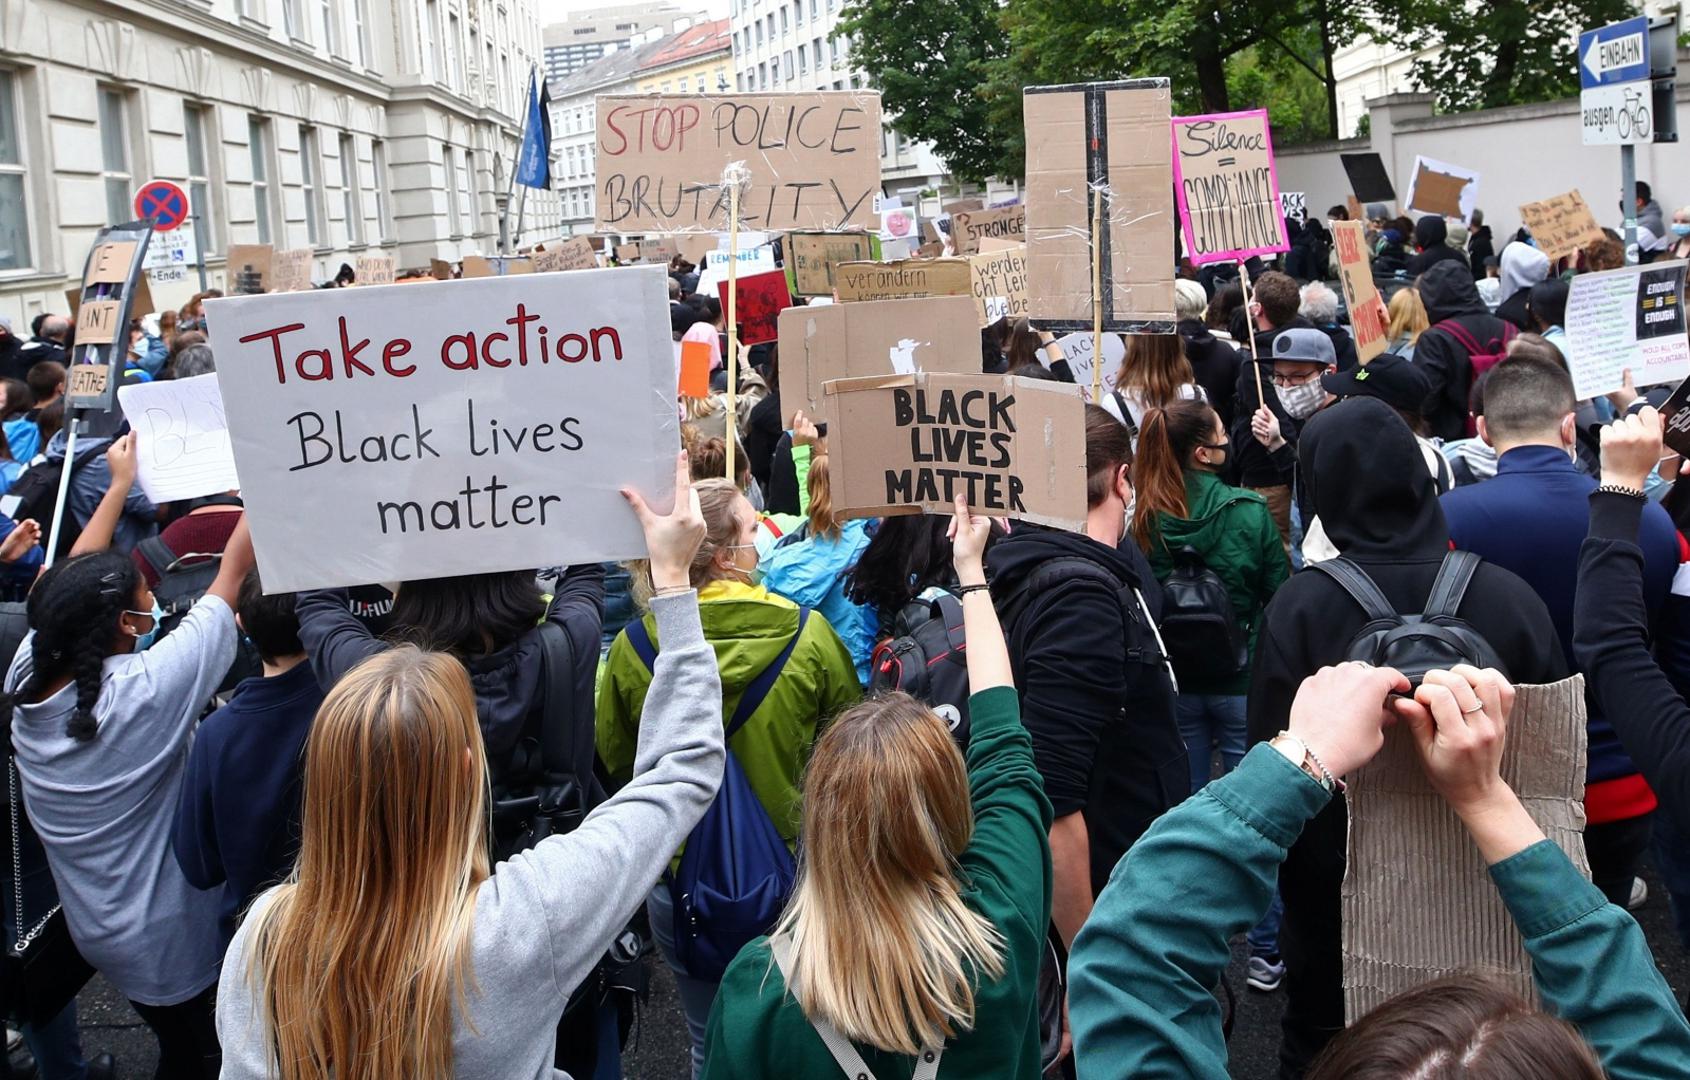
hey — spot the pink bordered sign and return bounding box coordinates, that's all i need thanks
[1170,109,1290,266]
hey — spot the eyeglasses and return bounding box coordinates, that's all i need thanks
[1269,370,1324,388]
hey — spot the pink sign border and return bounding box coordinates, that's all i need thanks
[1170,108,1291,267]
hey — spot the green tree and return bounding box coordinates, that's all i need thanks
[1379,0,1634,111]
[839,0,1014,183]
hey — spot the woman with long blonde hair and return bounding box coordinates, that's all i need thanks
[216,452,728,1080]
[702,497,1054,1079]
[1107,333,1205,441]
[1385,287,1429,362]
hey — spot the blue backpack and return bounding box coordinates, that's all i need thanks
[624,608,808,981]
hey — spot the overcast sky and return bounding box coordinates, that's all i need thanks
[538,0,730,25]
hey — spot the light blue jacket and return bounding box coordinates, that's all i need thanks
[759,518,877,684]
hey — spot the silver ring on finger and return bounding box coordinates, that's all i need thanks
[1461,702,1485,714]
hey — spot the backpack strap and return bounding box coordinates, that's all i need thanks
[1110,391,1139,440]
[536,617,594,801]
[136,534,178,579]
[1424,550,1481,620]
[727,608,810,738]
[1308,557,1398,623]
[624,617,660,673]
[1432,319,1482,355]
[768,934,944,1080]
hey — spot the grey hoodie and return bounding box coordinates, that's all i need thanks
[216,591,725,1079]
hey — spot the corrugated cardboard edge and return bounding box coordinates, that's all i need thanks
[1342,676,1590,1021]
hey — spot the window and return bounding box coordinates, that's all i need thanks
[421,0,440,81]
[810,0,817,17]
[784,50,793,80]
[829,36,839,63]
[339,133,363,245]
[780,7,787,33]
[446,14,463,89]
[318,0,341,53]
[249,116,273,244]
[98,88,132,227]
[798,46,806,73]
[0,71,29,271]
[755,21,762,45]
[346,0,368,64]
[282,0,305,38]
[795,0,804,24]
[444,143,460,235]
[696,73,705,91]
[183,103,215,254]
[813,39,823,68]
[460,150,476,233]
[372,137,391,240]
[300,125,322,245]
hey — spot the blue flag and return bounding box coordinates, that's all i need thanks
[514,71,552,190]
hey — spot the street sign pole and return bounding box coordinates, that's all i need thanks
[1622,142,1638,265]
[191,199,209,292]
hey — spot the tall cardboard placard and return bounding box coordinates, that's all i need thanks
[777,295,980,421]
[1171,109,1289,266]
[1333,221,1389,363]
[1023,80,1176,333]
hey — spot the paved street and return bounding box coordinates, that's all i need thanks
[14,861,1682,1079]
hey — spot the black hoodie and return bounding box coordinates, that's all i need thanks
[1177,318,1243,429]
[1411,260,1515,442]
[1245,398,1565,1069]
[987,524,1185,891]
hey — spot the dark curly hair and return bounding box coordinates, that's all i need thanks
[2,552,139,740]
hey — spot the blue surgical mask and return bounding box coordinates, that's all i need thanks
[1672,223,1690,237]
[124,601,164,651]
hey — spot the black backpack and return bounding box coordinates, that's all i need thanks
[135,529,262,696]
[868,588,973,746]
[8,444,104,559]
[1310,551,1508,685]
[1159,546,1249,684]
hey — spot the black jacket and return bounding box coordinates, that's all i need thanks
[1315,322,1360,373]
[1468,225,1496,279]
[1495,286,1533,331]
[1247,398,1565,1067]
[1413,261,1516,442]
[988,525,1185,892]
[1177,318,1242,429]
[0,334,24,382]
[1405,243,1467,278]
[1228,317,1308,490]
[1372,243,1411,279]
[745,388,784,493]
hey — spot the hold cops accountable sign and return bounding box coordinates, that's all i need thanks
[205,266,679,592]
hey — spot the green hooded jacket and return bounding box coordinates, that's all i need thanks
[1146,470,1290,695]
[596,580,861,855]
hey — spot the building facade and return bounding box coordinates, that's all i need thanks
[540,3,708,83]
[0,0,560,326]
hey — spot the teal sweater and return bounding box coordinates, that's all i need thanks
[700,686,1054,1079]
[1070,743,1690,1078]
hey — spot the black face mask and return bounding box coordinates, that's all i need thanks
[1198,438,1231,469]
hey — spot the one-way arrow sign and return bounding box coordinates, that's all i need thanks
[1580,17,1652,90]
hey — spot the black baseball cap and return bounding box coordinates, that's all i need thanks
[1321,353,1432,413]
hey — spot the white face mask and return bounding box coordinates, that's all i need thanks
[1279,379,1326,420]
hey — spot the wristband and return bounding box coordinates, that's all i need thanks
[1594,483,1646,500]
[1271,731,1340,793]
[956,583,991,597]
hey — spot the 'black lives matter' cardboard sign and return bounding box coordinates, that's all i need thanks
[825,372,1086,530]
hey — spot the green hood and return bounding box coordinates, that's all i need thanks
[1153,470,1251,555]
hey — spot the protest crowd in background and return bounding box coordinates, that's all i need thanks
[14,81,1690,1080]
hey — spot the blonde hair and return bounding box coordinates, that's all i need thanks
[691,477,749,589]
[775,693,1005,1055]
[1386,288,1429,349]
[1120,334,1195,408]
[806,454,841,541]
[244,647,489,1080]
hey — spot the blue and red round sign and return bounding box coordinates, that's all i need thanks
[134,180,190,231]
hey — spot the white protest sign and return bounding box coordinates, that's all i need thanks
[116,374,239,503]
[1052,331,1126,401]
[695,243,776,297]
[1566,260,1690,399]
[204,267,679,592]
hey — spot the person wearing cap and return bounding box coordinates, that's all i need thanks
[1233,273,1314,555]
[1370,227,1410,279]
[1245,327,1339,557]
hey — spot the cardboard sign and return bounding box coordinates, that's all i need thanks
[786,232,881,296]
[1333,221,1389,364]
[68,365,109,399]
[116,374,240,503]
[968,244,1029,327]
[825,372,1087,530]
[942,198,984,214]
[643,236,679,264]
[202,266,679,592]
[225,244,274,294]
[430,259,455,281]
[74,299,124,346]
[593,91,882,233]
[533,237,600,273]
[271,248,314,293]
[950,205,1026,256]
[1566,259,1690,399]
[1280,191,1308,226]
[1518,190,1607,261]
[834,258,973,303]
[614,243,641,263]
[1053,331,1126,401]
[461,255,535,278]
[86,241,139,287]
[1404,155,1479,220]
[676,234,717,265]
[356,253,396,285]
[777,295,981,421]
[1171,109,1289,266]
[1023,80,1176,333]
[717,268,792,346]
[1344,678,1589,1020]
[1339,152,1396,203]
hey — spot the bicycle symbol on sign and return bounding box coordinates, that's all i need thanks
[1617,86,1652,140]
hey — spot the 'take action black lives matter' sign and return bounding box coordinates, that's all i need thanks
[594,92,882,233]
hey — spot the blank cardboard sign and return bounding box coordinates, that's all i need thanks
[777,294,980,422]
[1023,79,1176,334]
[1342,677,1590,1021]
[826,372,1087,530]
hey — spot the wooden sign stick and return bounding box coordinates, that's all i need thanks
[1237,258,1266,408]
[1091,189,1105,402]
[725,182,741,481]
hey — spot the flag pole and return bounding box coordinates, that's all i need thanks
[510,66,539,251]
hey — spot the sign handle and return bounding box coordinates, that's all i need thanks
[42,415,78,570]
[725,182,741,482]
[1091,188,1105,403]
[1238,259,1266,409]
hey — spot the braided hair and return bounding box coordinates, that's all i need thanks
[1,552,140,741]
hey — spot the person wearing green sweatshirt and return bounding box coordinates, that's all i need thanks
[701,496,1054,1080]
[1070,661,1690,1079]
